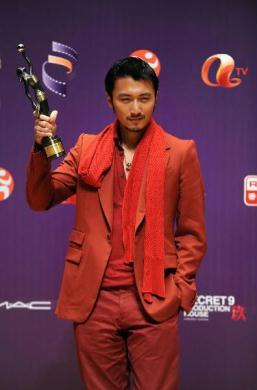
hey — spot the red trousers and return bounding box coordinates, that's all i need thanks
[74,287,179,390]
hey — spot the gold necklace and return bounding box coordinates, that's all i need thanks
[122,145,133,171]
[124,157,132,171]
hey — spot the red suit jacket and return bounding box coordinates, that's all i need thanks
[26,129,207,323]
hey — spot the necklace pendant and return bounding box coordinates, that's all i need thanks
[126,162,131,171]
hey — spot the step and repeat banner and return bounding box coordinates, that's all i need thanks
[0,1,256,389]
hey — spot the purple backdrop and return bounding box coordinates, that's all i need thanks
[0,1,257,389]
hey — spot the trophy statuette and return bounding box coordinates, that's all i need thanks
[16,43,65,160]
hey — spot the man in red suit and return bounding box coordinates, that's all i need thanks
[27,57,207,389]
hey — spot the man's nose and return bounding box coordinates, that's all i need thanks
[130,100,142,116]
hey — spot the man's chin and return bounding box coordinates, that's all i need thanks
[125,121,149,132]
[127,126,144,132]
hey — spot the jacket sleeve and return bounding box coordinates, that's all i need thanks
[26,133,84,211]
[174,140,207,313]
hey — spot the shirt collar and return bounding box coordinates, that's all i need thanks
[113,122,124,150]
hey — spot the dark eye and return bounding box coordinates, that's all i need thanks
[140,97,150,102]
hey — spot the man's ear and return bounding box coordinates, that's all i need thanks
[106,94,113,109]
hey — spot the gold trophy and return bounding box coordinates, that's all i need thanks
[16,43,65,160]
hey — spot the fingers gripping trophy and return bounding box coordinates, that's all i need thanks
[16,44,65,160]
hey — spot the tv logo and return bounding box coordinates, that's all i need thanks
[42,41,78,97]
[0,167,14,201]
[130,49,161,76]
[201,54,248,88]
[244,175,257,206]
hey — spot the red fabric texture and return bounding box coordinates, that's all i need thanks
[101,142,134,288]
[78,119,166,302]
[74,287,179,390]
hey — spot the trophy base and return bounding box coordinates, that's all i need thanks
[42,136,66,160]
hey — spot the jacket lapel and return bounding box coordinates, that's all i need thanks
[98,162,114,231]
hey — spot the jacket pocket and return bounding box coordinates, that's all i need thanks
[69,229,85,246]
[65,229,85,265]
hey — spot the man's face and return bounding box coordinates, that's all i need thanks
[108,76,156,133]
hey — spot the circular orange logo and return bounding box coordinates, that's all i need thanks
[0,167,14,201]
[130,49,161,76]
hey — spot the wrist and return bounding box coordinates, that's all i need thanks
[33,141,44,152]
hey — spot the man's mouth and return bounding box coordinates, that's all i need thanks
[127,116,145,121]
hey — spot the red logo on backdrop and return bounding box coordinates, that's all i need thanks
[244,175,257,206]
[201,54,248,87]
[130,49,161,76]
[231,305,246,321]
[0,167,14,201]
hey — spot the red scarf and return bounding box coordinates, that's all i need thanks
[79,119,165,303]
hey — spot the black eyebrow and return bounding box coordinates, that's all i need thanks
[117,93,131,97]
[117,92,153,97]
[139,93,152,97]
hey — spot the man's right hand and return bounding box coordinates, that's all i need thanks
[34,110,58,145]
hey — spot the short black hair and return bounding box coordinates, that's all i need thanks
[105,56,159,97]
